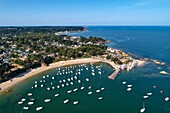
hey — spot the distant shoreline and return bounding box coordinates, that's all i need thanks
[0,58,146,94]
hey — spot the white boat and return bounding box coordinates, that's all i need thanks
[44,99,51,103]
[74,76,77,80]
[41,84,43,87]
[81,87,84,90]
[59,80,62,83]
[67,78,70,81]
[98,97,103,100]
[57,85,60,88]
[98,71,102,74]
[96,90,101,93]
[61,84,65,87]
[35,84,38,88]
[78,80,81,83]
[88,92,92,95]
[86,78,89,82]
[143,96,148,99]
[28,93,33,96]
[147,92,152,96]
[70,82,73,85]
[66,83,69,86]
[67,90,72,93]
[28,102,34,105]
[55,94,59,97]
[127,85,132,87]
[52,86,55,89]
[52,77,55,80]
[18,101,23,105]
[73,101,79,105]
[92,73,95,76]
[140,103,145,113]
[47,75,49,77]
[122,81,126,85]
[21,98,26,102]
[101,88,105,90]
[71,77,73,80]
[35,81,37,84]
[165,97,169,101]
[23,107,29,110]
[36,107,43,111]
[73,88,78,92]
[63,99,69,104]
[63,80,66,82]
[47,87,50,90]
[127,88,132,91]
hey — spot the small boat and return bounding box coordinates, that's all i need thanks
[63,80,66,82]
[98,97,103,100]
[81,87,84,90]
[61,84,65,87]
[92,73,95,76]
[140,103,145,113]
[70,82,73,85]
[101,88,105,90]
[66,83,69,86]
[88,92,92,95]
[47,87,50,90]
[98,71,102,74]
[127,88,132,91]
[23,107,29,110]
[44,99,51,103]
[73,88,78,92]
[28,102,34,105]
[67,90,72,93]
[63,99,69,104]
[78,80,81,83]
[143,96,148,99]
[52,77,55,80]
[55,94,59,97]
[96,90,101,93]
[122,81,126,85]
[52,86,55,89]
[88,86,92,89]
[21,98,26,102]
[127,85,132,87]
[28,93,33,96]
[73,101,79,105]
[59,80,62,83]
[41,84,43,87]
[86,78,89,82]
[165,97,169,101]
[67,78,70,81]
[36,107,43,111]
[18,101,23,105]
[147,92,152,96]
[47,75,49,77]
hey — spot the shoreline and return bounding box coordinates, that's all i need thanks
[0,58,146,94]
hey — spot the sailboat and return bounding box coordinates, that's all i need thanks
[140,102,146,113]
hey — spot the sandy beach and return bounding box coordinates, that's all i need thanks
[0,58,146,93]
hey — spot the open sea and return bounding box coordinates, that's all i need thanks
[0,26,170,113]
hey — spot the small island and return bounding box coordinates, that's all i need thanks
[0,26,145,93]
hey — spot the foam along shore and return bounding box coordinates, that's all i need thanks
[0,58,146,93]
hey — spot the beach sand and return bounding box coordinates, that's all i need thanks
[0,58,146,93]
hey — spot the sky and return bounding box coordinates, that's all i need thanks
[0,0,170,26]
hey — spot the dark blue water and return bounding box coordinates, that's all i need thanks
[69,26,170,67]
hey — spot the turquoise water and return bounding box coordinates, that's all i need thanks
[1,26,170,113]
